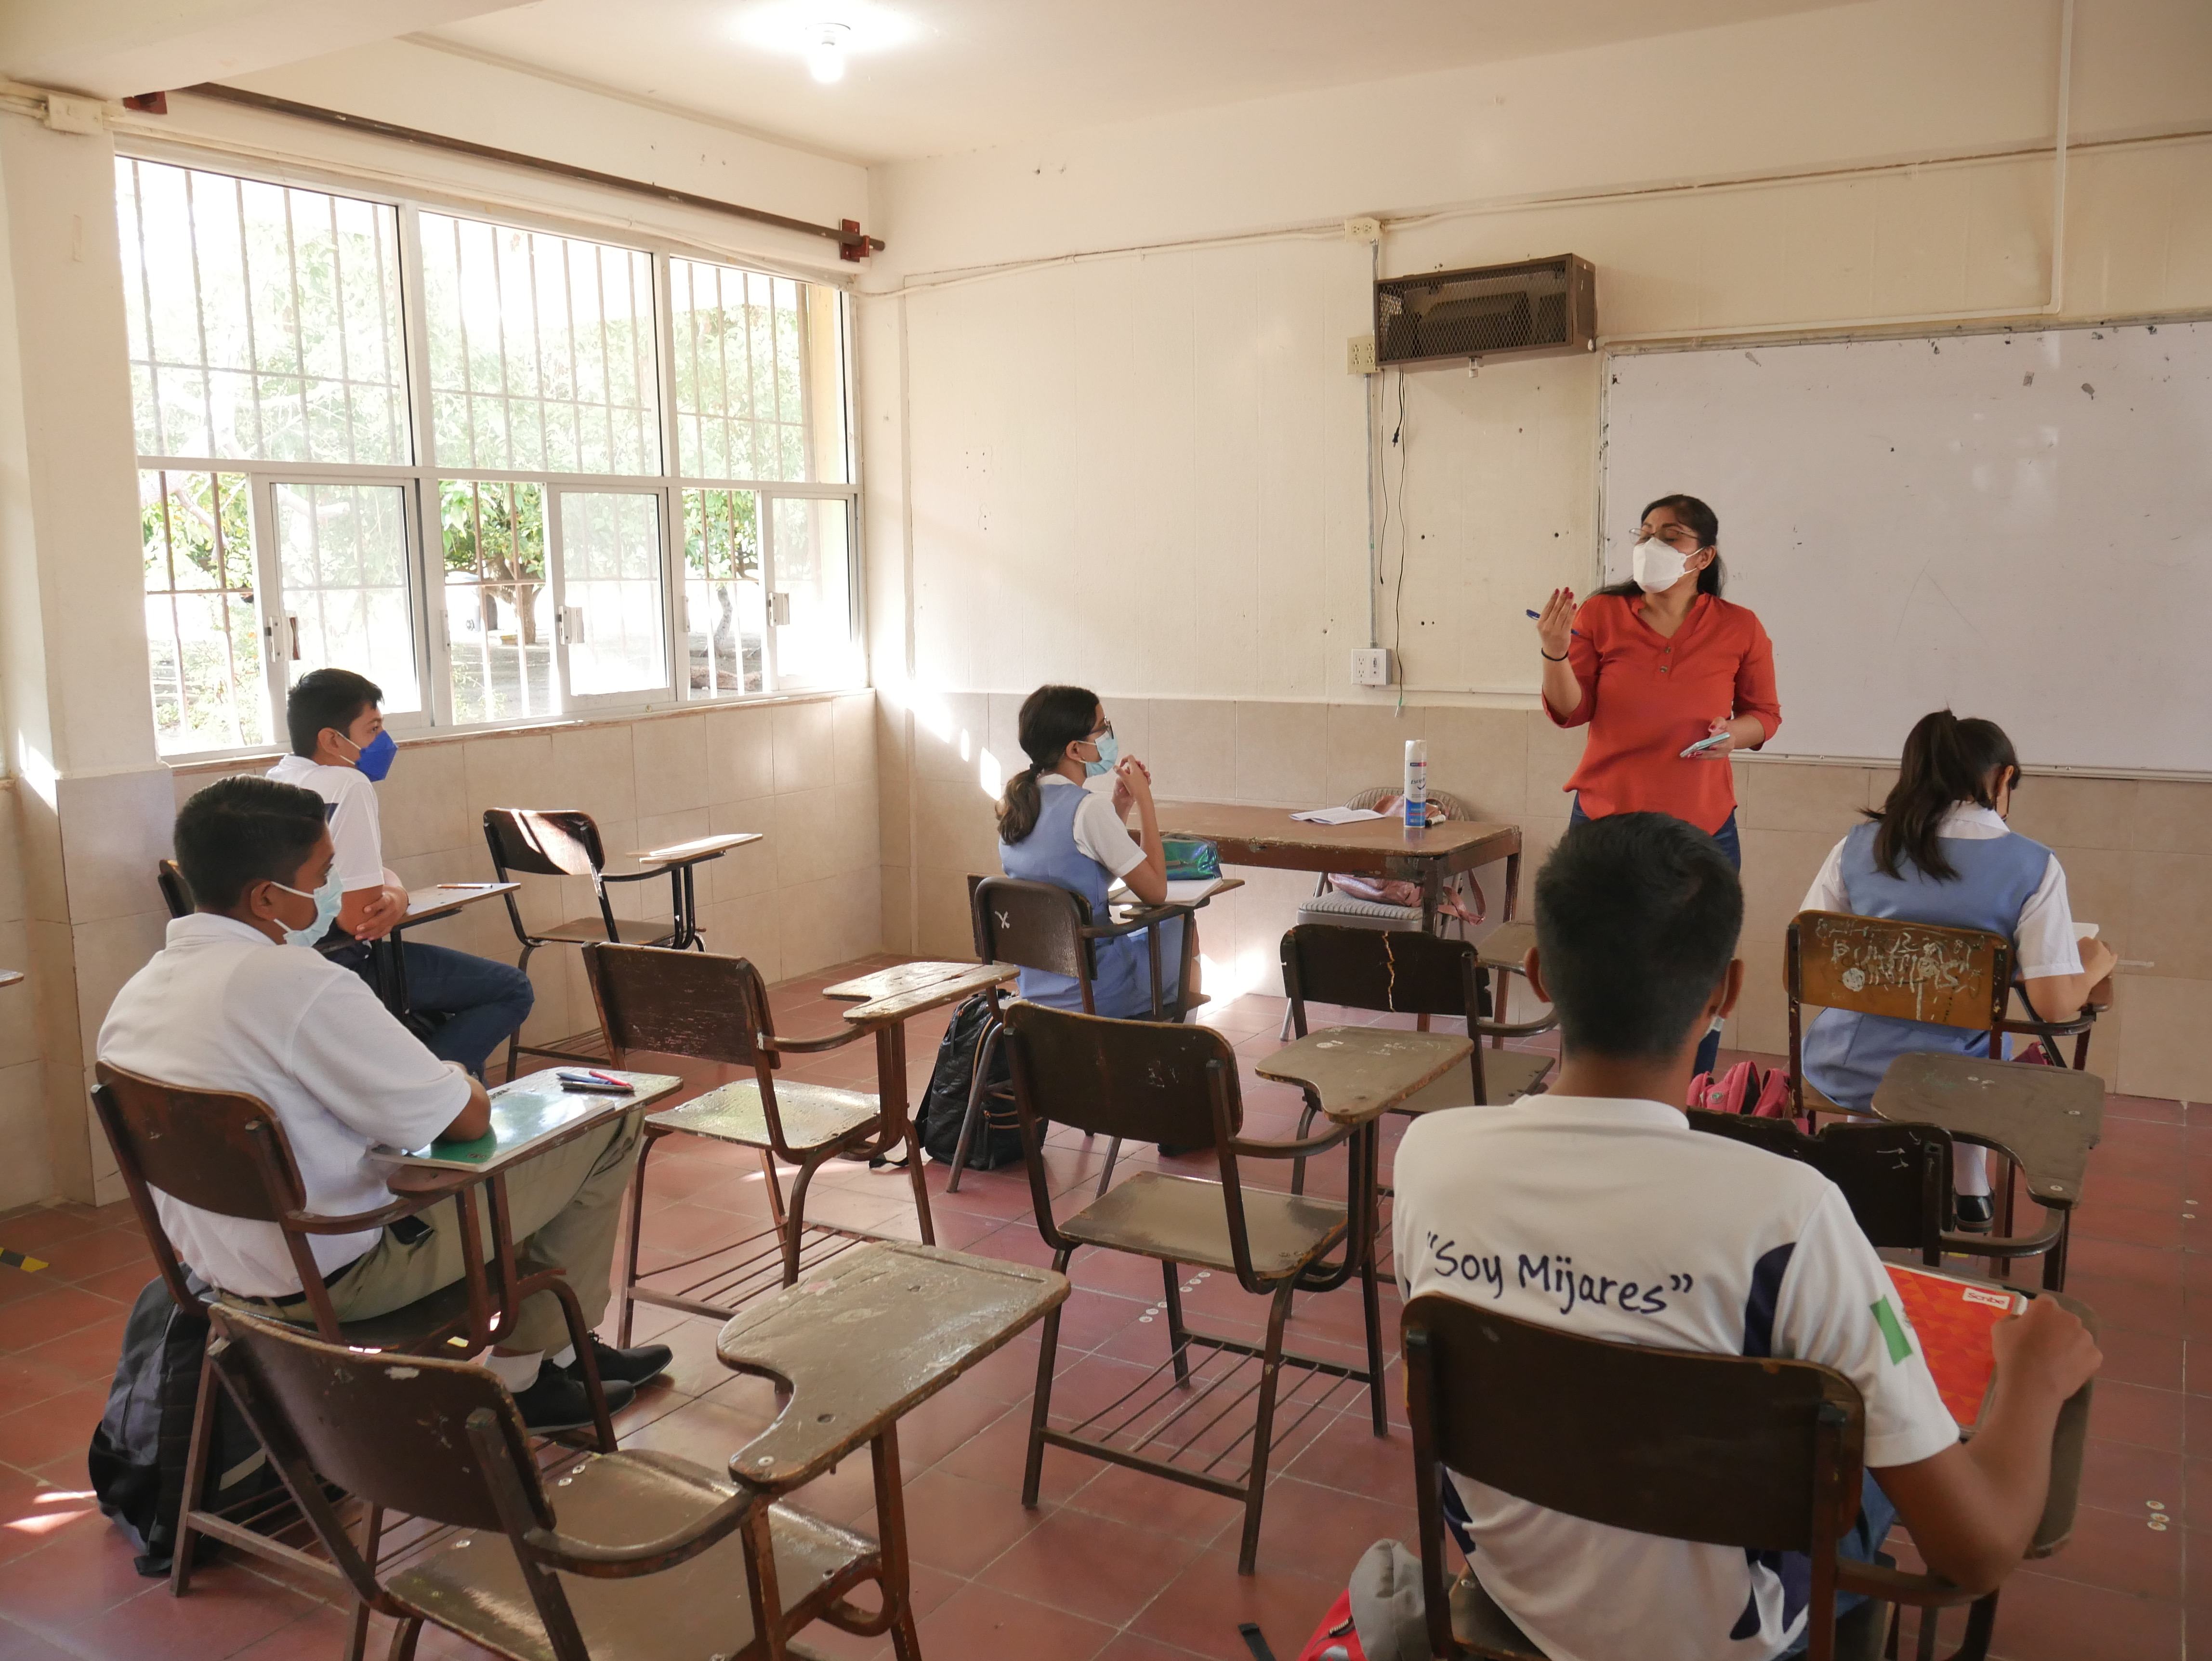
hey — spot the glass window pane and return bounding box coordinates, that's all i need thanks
[141,470,269,752]
[114,159,407,465]
[419,214,658,475]
[559,492,667,698]
[680,489,763,696]
[272,482,421,713]
[768,497,856,689]
[670,258,819,482]
[440,479,553,723]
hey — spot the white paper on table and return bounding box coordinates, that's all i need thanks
[1289,806,1387,825]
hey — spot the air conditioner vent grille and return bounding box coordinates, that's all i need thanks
[1374,255,1595,369]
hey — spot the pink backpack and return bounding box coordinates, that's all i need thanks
[1686,1060,1804,1130]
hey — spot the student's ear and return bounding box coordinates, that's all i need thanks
[1705,958,1745,1022]
[1522,944,1547,1006]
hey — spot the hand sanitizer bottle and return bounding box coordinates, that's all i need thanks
[1403,739,1428,830]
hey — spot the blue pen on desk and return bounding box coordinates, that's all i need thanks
[1527,609,1588,639]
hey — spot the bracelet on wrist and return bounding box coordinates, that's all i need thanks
[1541,649,1568,662]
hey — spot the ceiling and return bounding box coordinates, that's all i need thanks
[421,0,1865,164]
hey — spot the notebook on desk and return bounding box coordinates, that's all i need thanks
[1883,1263,2027,1429]
[1108,877,1229,906]
[370,1072,643,1171]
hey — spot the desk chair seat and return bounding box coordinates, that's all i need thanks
[648,1080,880,1155]
[1389,1050,1556,1115]
[388,1455,858,1661]
[1059,1170,1349,1279]
[530,915,683,947]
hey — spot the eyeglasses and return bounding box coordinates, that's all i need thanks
[1088,721,1115,741]
[1639,524,1703,551]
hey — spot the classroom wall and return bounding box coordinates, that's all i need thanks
[861,0,2212,1100]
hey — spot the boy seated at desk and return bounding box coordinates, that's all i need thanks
[268,667,533,1079]
[99,777,671,1431]
[1392,813,2100,1661]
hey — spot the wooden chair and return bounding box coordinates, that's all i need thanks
[1472,919,1550,1047]
[483,808,686,1079]
[1786,911,2083,1276]
[92,1064,618,1660]
[952,874,1204,1196]
[202,1305,888,1661]
[1278,926,1556,1191]
[1686,1112,1985,1266]
[1001,1001,1382,1574]
[1402,1294,1995,1661]
[157,858,194,920]
[581,942,930,1343]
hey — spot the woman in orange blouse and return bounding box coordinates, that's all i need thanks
[1533,492,1781,1074]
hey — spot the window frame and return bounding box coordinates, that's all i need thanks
[121,149,864,761]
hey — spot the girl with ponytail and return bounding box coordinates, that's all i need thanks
[996,684,1192,1017]
[1798,710,2119,1227]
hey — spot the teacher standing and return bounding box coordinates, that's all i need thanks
[1534,492,1781,1076]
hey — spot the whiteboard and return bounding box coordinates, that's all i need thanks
[1600,322,2212,772]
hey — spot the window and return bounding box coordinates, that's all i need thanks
[119,157,859,757]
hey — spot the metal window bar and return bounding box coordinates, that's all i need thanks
[143,470,262,752]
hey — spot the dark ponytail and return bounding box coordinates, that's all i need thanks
[1867,711,2021,882]
[1598,493,1726,598]
[996,684,1102,844]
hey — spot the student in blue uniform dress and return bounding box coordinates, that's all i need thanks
[1800,711,2118,1228]
[995,684,1189,1018]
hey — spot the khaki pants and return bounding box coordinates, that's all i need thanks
[242,1108,643,1356]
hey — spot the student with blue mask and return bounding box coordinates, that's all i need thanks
[1799,711,2119,1229]
[267,668,534,1080]
[995,684,1193,1019]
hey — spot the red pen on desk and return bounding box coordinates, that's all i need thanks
[556,1068,636,1094]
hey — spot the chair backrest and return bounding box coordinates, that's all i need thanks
[1787,911,2009,1038]
[92,1063,324,1318]
[206,1304,542,1539]
[1280,924,1482,1024]
[1002,1000,1237,1150]
[156,859,194,920]
[1402,1293,1862,1661]
[1688,1110,1952,1255]
[581,942,773,1068]
[972,875,1095,991]
[483,808,607,880]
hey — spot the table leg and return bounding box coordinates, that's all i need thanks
[370,933,409,1017]
[1419,862,1442,935]
[875,1024,935,1246]
[1502,849,1523,921]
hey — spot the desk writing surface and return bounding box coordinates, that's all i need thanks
[835,962,1015,1026]
[822,960,979,1003]
[0,970,21,989]
[401,882,518,924]
[1872,1052,2103,1204]
[1155,801,1518,878]
[627,832,760,864]
[1254,1027,1473,1126]
[373,1068,679,1173]
[715,1241,1067,1490]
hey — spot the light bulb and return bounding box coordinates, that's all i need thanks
[806,21,849,82]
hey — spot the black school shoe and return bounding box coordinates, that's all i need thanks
[564,1334,674,1389]
[512,1364,633,1433]
[1955,1194,1995,1233]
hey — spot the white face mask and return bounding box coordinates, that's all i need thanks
[1631,535,1698,593]
[271,870,344,949]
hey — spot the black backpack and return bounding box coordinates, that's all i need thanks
[88,1278,283,1576]
[917,993,1023,1171]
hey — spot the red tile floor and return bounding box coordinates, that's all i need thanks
[0,956,2195,1660]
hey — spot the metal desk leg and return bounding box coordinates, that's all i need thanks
[1502,849,1523,921]
[875,1023,935,1246]
[1419,862,1442,935]
[370,933,410,1017]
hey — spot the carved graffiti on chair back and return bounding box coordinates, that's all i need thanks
[1794,912,2008,1032]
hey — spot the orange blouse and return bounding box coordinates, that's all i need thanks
[1545,592,1782,835]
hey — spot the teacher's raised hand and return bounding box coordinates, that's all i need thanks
[1535,588,1577,659]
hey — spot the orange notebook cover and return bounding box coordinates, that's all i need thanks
[1883,1265,2026,1428]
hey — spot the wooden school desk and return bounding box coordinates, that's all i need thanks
[0,970,20,989]
[824,958,1017,1180]
[362,881,520,1018]
[1155,801,1523,934]
[620,831,762,950]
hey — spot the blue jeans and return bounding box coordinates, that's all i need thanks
[1779,1472,1897,1654]
[349,942,534,1080]
[1568,796,1741,1077]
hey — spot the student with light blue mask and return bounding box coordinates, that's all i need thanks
[267,668,533,1079]
[995,684,1193,1019]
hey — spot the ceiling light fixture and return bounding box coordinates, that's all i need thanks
[735,2,922,83]
[806,21,850,83]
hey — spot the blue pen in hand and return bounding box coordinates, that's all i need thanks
[1527,609,1588,639]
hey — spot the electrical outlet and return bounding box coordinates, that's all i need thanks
[1343,216,1382,243]
[1347,333,1377,375]
[1350,648,1393,687]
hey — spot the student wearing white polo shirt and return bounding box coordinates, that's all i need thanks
[1393,813,2101,1661]
[99,776,670,1432]
[267,668,533,1079]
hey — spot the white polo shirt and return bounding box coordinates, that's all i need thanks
[98,913,470,1296]
[266,753,388,894]
[1040,774,1146,879]
[1393,1096,1958,1661]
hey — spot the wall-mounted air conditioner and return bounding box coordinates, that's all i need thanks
[1375,254,1595,369]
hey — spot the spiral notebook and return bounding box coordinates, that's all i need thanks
[1883,1264,2027,1429]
